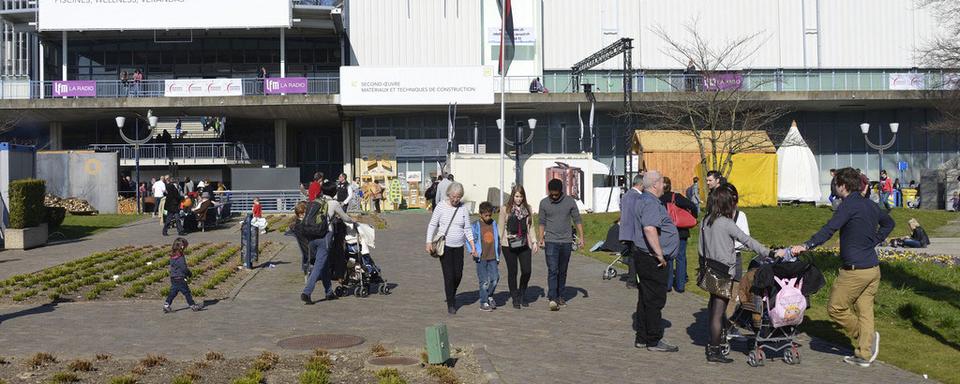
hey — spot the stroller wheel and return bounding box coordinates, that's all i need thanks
[358,287,369,297]
[354,286,362,297]
[720,343,731,357]
[747,350,764,367]
[784,345,801,365]
[334,286,345,297]
[378,284,390,295]
[602,267,618,280]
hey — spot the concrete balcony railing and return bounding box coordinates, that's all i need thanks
[89,142,259,167]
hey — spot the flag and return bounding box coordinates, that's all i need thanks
[588,102,595,152]
[447,103,457,152]
[497,0,515,76]
[578,104,585,152]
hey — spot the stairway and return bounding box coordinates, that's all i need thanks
[155,117,222,140]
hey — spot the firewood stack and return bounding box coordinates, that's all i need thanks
[44,193,98,214]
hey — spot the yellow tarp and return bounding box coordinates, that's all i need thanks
[697,153,778,207]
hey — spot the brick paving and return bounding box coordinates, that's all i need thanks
[0,213,927,383]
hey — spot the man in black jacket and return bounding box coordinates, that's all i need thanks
[791,167,894,368]
[161,176,185,236]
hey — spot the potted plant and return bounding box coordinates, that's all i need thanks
[4,179,48,249]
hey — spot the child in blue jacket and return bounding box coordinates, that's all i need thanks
[469,202,501,311]
[163,237,203,313]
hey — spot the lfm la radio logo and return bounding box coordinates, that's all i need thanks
[55,82,69,94]
[265,79,281,92]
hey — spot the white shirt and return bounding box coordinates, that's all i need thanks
[734,210,750,250]
[152,181,166,197]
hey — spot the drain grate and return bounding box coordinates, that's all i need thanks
[368,356,420,366]
[277,334,365,350]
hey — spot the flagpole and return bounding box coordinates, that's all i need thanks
[498,1,506,209]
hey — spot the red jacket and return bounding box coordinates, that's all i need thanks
[308,181,321,201]
[253,202,262,218]
[881,178,893,193]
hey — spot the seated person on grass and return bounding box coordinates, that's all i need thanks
[889,218,930,248]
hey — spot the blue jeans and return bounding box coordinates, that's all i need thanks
[303,232,333,297]
[166,278,196,306]
[544,242,572,301]
[666,239,688,292]
[476,259,500,305]
[902,239,923,248]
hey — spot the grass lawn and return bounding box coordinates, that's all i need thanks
[581,206,960,383]
[56,214,146,240]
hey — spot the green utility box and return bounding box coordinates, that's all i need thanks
[425,323,450,365]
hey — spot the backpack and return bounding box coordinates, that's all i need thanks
[769,277,807,328]
[666,193,697,229]
[302,199,330,239]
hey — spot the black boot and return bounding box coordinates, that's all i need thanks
[520,289,529,307]
[706,345,733,363]
[512,294,521,309]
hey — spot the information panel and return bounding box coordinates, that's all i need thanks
[340,66,495,106]
[38,0,291,31]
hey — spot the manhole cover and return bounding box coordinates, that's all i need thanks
[368,356,420,366]
[277,334,365,350]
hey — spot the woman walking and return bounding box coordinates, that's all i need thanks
[499,185,538,309]
[699,183,781,363]
[425,182,477,315]
[660,177,697,292]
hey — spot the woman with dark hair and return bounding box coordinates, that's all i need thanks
[499,185,539,309]
[699,183,781,363]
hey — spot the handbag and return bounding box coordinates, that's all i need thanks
[429,206,461,258]
[508,213,527,249]
[697,258,734,299]
[666,193,697,229]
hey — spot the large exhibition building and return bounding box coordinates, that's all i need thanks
[0,0,957,209]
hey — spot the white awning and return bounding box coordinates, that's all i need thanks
[590,159,610,174]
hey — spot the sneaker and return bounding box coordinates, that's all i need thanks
[162,304,172,313]
[869,332,880,363]
[479,303,493,312]
[646,341,679,353]
[557,297,568,307]
[726,327,747,341]
[487,297,497,310]
[447,306,457,315]
[190,304,204,312]
[548,300,559,311]
[843,355,871,367]
[300,293,312,304]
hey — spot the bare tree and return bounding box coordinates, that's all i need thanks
[629,20,790,178]
[919,0,960,135]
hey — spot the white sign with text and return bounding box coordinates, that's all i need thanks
[164,79,242,97]
[38,0,291,31]
[340,66,495,106]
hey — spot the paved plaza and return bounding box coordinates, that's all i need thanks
[0,213,928,383]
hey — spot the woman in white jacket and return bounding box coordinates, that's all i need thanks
[425,182,477,315]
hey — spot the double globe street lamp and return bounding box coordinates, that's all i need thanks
[860,122,898,176]
[116,110,159,214]
[498,118,538,188]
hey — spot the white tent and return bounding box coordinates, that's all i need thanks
[777,121,823,202]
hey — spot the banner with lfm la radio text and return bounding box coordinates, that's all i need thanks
[37,0,290,31]
[340,66,495,106]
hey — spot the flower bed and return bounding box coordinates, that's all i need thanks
[0,241,275,305]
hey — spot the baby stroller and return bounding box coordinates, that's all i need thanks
[594,221,629,280]
[725,253,825,367]
[334,222,391,297]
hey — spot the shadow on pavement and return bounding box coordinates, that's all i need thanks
[0,302,58,325]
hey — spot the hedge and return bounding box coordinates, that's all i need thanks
[8,179,46,229]
[46,206,66,232]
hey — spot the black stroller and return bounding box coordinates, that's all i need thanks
[725,254,825,367]
[334,222,390,297]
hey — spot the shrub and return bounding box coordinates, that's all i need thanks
[171,376,194,384]
[370,343,391,357]
[138,354,167,368]
[95,354,111,361]
[26,352,57,368]
[251,351,280,371]
[49,372,79,383]
[46,207,67,232]
[109,376,137,384]
[375,368,407,384]
[8,179,46,229]
[231,369,264,384]
[299,369,329,384]
[67,359,94,372]
[425,365,459,384]
[205,351,224,361]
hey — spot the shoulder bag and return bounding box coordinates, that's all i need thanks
[508,213,527,249]
[666,193,697,229]
[695,225,734,298]
[430,206,461,258]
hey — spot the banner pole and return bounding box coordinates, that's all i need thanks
[499,2,506,209]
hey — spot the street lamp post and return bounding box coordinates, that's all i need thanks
[117,110,159,214]
[499,118,537,187]
[860,122,899,176]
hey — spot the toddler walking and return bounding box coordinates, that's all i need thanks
[163,237,203,313]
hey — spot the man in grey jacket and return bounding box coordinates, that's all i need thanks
[619,175,644,288]
[628,170,679,352]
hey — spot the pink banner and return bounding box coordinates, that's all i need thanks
[52,80,96,97]
[264,77,308,94]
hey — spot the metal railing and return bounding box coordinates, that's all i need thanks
[214,190,304,213]
[2,76,339,99]
[534,69,955,94]
[89,142,256,163]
